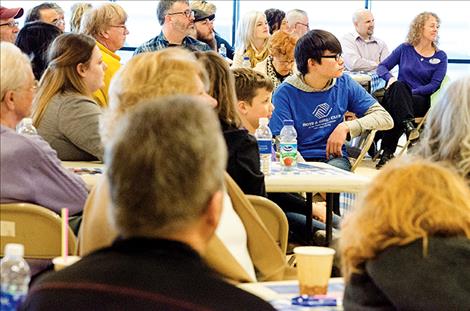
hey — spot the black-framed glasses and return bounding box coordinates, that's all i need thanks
[0,20,19,28]
[167,9,194,19]
[321,53,343,62]
[295,22,309,29]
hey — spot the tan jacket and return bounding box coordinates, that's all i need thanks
[79,172,295,283]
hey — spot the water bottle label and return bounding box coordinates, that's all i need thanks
[280,143,297,167]
[257,139,272,155]
[1,291,26,311]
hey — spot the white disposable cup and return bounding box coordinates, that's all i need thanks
[52,256,81,271]
[293,246,336,296]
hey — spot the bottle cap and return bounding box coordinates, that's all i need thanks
[4,243,24,257]
[283,119,294,126]
[22,118,33,126]
[243,56,250,60]
[259,117,269,126]
[220,43,225,47]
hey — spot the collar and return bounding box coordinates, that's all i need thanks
[96,41,121,61]
[354,31,378,43]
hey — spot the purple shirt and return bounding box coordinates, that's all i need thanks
[0,125,88,215]
[377,43,447,96]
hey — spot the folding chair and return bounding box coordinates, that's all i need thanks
[245,195,289,255]
[1,203,77,258]
[346,129,377,172]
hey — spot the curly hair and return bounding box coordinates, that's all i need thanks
[413,76,470,182]
[340,157,470,280]
[269,30,298,59]
[406,12,440,49]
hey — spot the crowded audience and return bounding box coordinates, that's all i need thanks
[1,1,467,309]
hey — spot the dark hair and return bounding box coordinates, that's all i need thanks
[157,0,188,26]
[264,8,285,34]
[295,29,342,75]
[25,2,62,23]
[232,68,273,104]
[15,21,62,80]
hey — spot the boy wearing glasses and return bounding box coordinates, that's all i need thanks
[270,29,393,171]
[134,0,210,54]
[0,6,23,43]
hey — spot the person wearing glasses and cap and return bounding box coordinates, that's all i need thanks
[24,2,65,32]
[134,0,210,55]
[0,6,23,43]
[190,0,234,60]
[270,29,393,171]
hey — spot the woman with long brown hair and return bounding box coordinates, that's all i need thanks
[32,33,106,161]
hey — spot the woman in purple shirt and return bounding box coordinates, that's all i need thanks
[376,12,447,168]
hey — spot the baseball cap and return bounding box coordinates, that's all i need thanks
[0,6,24,20]
[192,9,215,23]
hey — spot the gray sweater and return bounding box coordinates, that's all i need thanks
[37,92,104,161]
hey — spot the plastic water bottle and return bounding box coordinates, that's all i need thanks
[255,117,272,175]
[279,119,298,171]
[242,55,251,68]
[219,43,227,58]
[16,118,37,135]
[1,244,31,311]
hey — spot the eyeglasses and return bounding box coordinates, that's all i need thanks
[110,24,128,32]
[52,18,65,27]
[167,9,194,19]
[321,53,343,62]
[0,20,19,28]
[295,22,309,29]
[276,59,295,66]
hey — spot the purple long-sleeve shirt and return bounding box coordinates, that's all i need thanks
[377,43,447,96]
[0,125,88,215]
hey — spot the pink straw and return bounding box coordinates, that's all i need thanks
[61,208,68,262]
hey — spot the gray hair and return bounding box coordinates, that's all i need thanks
[157,0,189,26]
[0,43,32,102]
[25,2,63,23]
[79,3,127,38]
[106,95,227,237]
[352,9,370,23]
[286,9,307,25]
[413,76,470,182]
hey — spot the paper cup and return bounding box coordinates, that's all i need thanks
[294,246,336,296]
[52,256,81,271]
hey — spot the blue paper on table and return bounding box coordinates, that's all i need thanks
[266,283,344,294]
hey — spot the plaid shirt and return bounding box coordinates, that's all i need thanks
[134,31,211,55]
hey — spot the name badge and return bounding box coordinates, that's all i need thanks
[429,58,441,64]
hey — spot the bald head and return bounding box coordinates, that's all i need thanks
[353,9,374,39]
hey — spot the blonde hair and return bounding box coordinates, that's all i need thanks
[102,48,208,141]
[235,11,269,51]
[32,33,96,127]
[340,157,470,280]
[79,3,127,38]
[70,3,92,33]
[406,12,440,49]
[413,76,470,182]
[1,42,32,102]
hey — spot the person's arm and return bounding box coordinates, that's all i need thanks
[342,34,378,72]
[231,49,244,68]
[29,136,88,215]
[377,44,403,83]
[58,96,104,161]
[269,87,294,137]
[412,51,448,95]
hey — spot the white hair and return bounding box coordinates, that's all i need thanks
[0,42,32,102]
[286,9,307,26]
[235,10,266,50]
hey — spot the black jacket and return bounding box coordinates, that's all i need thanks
[344,236,470,310]
[22,238,275,311]
[221,120,266,197]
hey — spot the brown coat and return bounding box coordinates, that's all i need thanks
[79,172,295,283]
